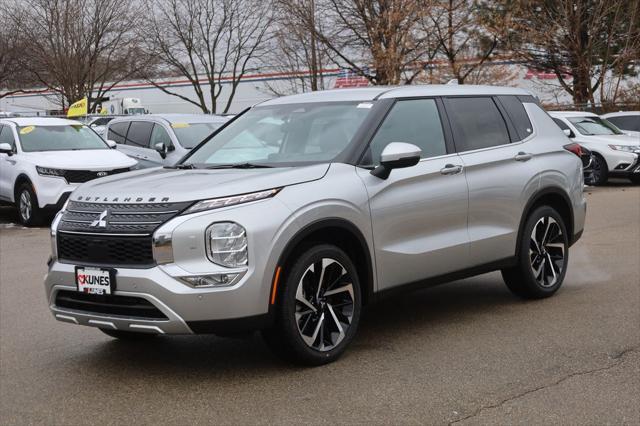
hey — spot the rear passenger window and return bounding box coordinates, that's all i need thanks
[497,96,533,140]
[366,98,447,165]
[108,122,129,145]
[125,122,154,147]
[445,97,510,152]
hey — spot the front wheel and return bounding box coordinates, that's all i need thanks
[587,154,608,186]
[262,244,362,366]
[16,183,43,226]
[502,206,569,299]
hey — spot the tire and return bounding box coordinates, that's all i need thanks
[15,183,43,226]
[629,175,640,185]
[99,328,158,340]
[261,244,362,366]
[502,206,569,299]
[588,154,608,186]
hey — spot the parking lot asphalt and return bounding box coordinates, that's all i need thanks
[1,182,639,425]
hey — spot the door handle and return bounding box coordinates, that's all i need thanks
[440,164,463,175]
[515,152,533,162]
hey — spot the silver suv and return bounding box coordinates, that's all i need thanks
[45,86,586,365]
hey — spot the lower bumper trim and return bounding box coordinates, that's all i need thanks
[187,313,273,335]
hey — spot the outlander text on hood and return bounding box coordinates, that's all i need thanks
[45,86,587,365]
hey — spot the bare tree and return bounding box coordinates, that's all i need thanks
[0,5,37,99]
[423,0,501,84]
[307,0,435,85]
[501,0,640,107]
[264,0,329,95]
[142,0,274,113]
[7,0,146,111]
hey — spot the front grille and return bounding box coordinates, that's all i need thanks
[58,233,154,266]
[58,200,192,235]
[63,168,130,183]
[55,290,168,319]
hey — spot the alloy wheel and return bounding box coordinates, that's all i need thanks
[295,258,355,352]
[19,190,32,222]
[529,216,566,287]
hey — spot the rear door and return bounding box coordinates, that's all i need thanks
[358,98,470,290]
[122,121,156,168]
[443,95,540,266]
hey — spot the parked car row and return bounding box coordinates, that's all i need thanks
[0,113,229,225]
[550,111,640,185]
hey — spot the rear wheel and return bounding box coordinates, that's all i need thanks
[588,154,608,185]
[261,244,361,365]
[99,329,158,340]
[16,183,43,226]
[502,206,569,299]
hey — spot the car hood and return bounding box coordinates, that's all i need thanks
[577,134,640,146]
[21,149,137,170]
[70,163,331,203]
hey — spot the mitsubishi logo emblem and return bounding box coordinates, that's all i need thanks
[91,210,109,228]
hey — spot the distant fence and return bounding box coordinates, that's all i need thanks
[545,102,639,114]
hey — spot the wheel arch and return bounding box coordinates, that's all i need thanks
[516,187,576,253]
[272,218,375,307]
[13,173,34,203]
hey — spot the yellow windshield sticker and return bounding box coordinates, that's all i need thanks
[171,122,190,129]
[19,126,35,135]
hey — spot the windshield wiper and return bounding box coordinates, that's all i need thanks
[204,162,273,169]
[168,163,195,169]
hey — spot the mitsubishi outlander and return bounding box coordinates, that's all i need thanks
[45,86,587,365]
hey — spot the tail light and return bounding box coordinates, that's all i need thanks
[563,143,583,158]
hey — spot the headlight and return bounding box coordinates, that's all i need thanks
[205,222,248,267]
[184,188,280,214]
[609,144,640,153]
[36,166,66,177]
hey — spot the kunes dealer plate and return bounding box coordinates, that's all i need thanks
[75,267,115,295]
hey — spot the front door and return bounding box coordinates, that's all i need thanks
[357,98,470,291]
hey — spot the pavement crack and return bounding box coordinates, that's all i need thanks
[448,347,640,425]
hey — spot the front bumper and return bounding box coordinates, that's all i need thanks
[34,175,77,209]
[45,262,274,334]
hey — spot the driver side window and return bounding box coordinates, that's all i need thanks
[366,99,447,165]
[150,124,173,149]
[0,125,16,150]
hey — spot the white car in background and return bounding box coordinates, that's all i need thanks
[0,117,137,226]
[601,111,640,138]
[549,111,640,185]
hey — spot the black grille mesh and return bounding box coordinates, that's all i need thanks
[55,290,167,319]
[63,168,130,183]
[58,234,154,266]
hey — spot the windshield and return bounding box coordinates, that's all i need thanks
[568,116,623,136]
[172,122,224,149]
[18,125,109,152]
[185,102,373,167]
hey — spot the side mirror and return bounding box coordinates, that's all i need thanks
[106,140,117,149]
[0,142,14,155]
[371,142,422,179]
[154,142,168,159]
[563,129,575,138]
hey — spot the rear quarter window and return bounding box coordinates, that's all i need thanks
[497,96,534,140]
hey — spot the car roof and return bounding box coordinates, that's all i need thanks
[259,85,533,106]
[0,117,83,126]
[109,113,229,125]
[601,111,640,118]
[548,111,599,118]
